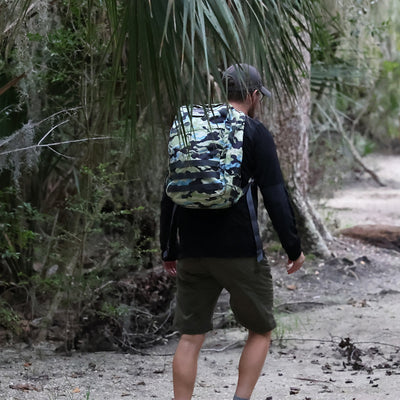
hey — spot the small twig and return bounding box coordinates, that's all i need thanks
[2,232,15,251]
[36,107,82,126]
[202,340,244,353]
[343,266,359,280]
[0,136,112,156]
[46,146,76,159]
[294,377,334,384]
[164,330,180,338]
[133,308,154,317]
[38,120,69,145]
[153,304,174,334]
[41,209,59,274]
[93,280,115,294]
[351,90,374,136]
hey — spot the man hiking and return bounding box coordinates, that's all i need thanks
[160,63,305,400]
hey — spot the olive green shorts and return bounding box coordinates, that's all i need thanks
[174,257,276,335]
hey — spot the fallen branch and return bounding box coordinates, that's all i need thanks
[294,377,333,384]
[0,136,112,156]
[335,119,386,187]
[317,103,386,187]
[0,73,26,96]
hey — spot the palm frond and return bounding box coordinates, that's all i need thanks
[100,1,323,136]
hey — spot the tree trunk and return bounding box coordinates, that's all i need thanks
[260,34,332,259]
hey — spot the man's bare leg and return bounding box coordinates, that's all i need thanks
[234,330,272,399]
[173,333,206,400]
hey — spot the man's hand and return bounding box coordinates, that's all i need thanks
[286,252,305,275]
[163,260,177,277]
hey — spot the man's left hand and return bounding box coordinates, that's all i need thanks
[163,260,177,277]
[286,252,305,275]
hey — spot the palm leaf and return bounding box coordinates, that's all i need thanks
[93,1,322,136]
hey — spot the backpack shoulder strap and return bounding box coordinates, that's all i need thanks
[162,203,178,261]
[244,179,264,262]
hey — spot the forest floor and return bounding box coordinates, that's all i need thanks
[1,153,400,400]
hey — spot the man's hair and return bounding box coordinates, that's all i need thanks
[223,76,251,102]
[222,63,270,102]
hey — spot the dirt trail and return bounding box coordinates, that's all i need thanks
[316,154,400,228]
[1,154,400,400]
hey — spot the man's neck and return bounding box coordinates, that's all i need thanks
[229,100,249,116]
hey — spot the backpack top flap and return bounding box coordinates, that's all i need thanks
[166,104,246,209]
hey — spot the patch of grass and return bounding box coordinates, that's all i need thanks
[272,310,304,347]
[305,253,317,262]
[266,241,284,254]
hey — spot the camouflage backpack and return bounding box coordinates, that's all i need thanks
[165,104,247,209]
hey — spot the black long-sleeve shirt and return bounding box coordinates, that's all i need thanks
[160,116,302,261]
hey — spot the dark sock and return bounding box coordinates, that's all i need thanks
[233,395,249,400]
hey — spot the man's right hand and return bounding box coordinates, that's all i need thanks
[286,252,305,275]
[163,260,177,277]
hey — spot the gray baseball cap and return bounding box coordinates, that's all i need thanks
[222,63,271,97]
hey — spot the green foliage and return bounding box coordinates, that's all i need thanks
[367,57,400,143]
[98,302,130,321]
[0,187,39,280]
[0,152,160,346]
[0,298,21,334]
[46,28,83,84]
[353,133,376,156]
[63,162,156,269]
[312,0,385,94]
[310,0,400,196]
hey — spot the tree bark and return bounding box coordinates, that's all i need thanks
[260,34,332,258]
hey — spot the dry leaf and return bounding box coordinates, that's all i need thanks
[72,388,81,393]
[9,383,42,392]
[290,386,300,394]
[286,284,297,291]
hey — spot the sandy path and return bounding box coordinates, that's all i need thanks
[316,154,400,228]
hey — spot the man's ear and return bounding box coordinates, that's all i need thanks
[249,90,258,104]
[245,91,254,104]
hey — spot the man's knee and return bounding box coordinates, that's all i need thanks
[179,333,206,349]
[248,330,272,341]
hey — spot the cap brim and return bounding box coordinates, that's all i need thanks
[260,86,272,98]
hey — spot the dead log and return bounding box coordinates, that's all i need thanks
[340,225,400,252]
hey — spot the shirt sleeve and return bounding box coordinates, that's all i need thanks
[160,188,179,261]
[249,121,302,261]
